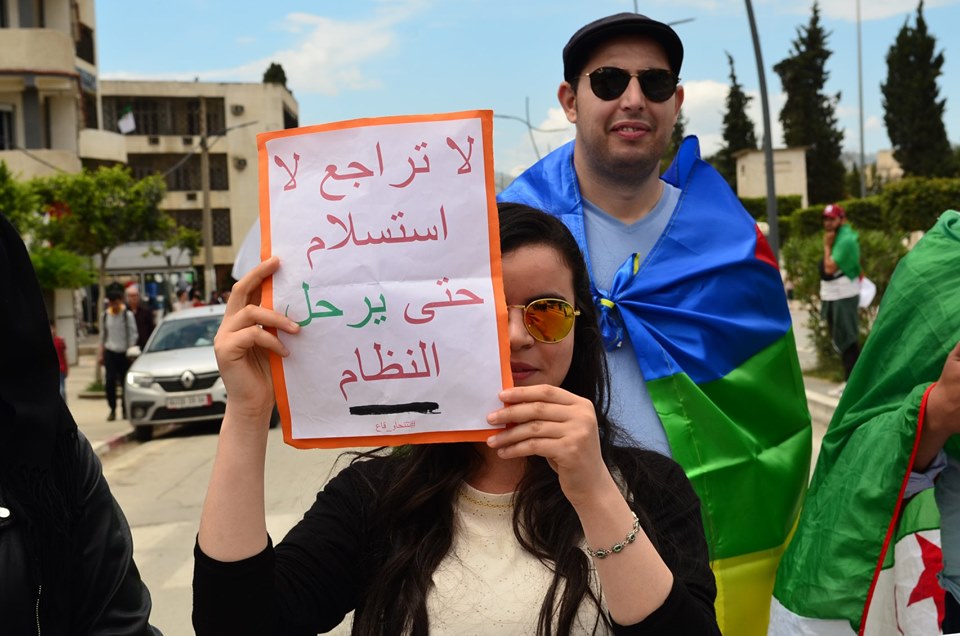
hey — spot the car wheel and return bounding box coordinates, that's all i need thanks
[133,425,153,442]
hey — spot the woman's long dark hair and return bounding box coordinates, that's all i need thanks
[351,203,658,635]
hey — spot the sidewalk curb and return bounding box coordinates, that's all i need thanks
[90,430,134,459]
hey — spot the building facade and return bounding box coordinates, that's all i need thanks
[100,80,298,293]
[735,147,809,209]
[2,0,299,350]
[0,0,126,177]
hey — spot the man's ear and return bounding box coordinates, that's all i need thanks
[673,84,685,120]
[558,82,578,124]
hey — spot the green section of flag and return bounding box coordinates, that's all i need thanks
[773,210,960,628]
[881,489,941,569]
[648,329,811,561]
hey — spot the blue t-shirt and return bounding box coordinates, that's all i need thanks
[583,183,681,456]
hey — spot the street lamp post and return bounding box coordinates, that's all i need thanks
[199,97,215,301]
[857,0,867,197]
[744,0,780,261]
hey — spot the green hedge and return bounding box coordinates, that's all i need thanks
[781,196,886,241]
[738,195,804,221]
[882,177,960,233]
[774,178,960,241]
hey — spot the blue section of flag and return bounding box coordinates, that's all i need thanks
[499,136,791,384]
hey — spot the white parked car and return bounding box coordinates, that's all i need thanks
[124,304,228,441]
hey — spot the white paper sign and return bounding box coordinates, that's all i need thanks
[258,111,509,448]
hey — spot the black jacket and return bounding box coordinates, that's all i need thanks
[0,431,160,635]
[0,212,159,635]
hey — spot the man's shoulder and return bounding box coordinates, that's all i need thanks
[499,142,575,209]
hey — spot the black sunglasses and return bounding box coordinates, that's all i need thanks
[583,67,679,103]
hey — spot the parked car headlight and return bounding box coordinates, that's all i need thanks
[127,371,155,388]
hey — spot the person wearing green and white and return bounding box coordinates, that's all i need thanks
[770,209,960,635]
[820,203,861,381]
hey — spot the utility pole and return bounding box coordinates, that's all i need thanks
[857,0,867,197]
[199,97,215,300]
[745,0,779,261]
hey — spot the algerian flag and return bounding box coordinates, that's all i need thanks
[769,210,960,636]
[117,105,135,134]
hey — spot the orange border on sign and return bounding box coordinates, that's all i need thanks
[257,110,509,449]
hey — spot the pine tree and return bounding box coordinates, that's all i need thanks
[881,1,956,177]
[714,53,758,188]
[263,62,288,88]
[660,110,687,174]
[773,2,846,205]
[845,163,862,199]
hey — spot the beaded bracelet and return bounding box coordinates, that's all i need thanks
[585,512,640,559]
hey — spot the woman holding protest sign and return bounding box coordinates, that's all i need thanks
[193,203,718,635]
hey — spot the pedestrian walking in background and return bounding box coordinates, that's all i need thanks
[125,284,155,350]
[99,284,138,421]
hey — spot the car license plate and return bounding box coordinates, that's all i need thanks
[166,394,212,410]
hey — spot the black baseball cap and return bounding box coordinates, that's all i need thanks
[563,13,684,82]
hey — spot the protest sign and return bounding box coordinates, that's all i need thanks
[258,110,509,449]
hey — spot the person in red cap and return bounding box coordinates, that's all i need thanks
[820,203,861,382]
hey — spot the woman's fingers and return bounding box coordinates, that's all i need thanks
[220,304,299,336]
[486,384,596,453]
[226,256,280,313]
[221,323,291,360]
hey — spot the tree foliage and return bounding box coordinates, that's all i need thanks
[32,165,173,322]
[714,53,758,188]
[0,161,39,234]
[773,2,846,205]
[845,163,862,199]
[881,1,957,177]
[263,62,288,88]
[661,110,687,174]
[1,161,96,288]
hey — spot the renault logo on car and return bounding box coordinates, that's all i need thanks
[180,370,196,389]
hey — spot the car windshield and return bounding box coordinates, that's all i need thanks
[146,315,223,353]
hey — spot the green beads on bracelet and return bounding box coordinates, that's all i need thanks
[585,511,640,559]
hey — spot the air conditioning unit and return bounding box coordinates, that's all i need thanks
[234,157,248,170]
[148,136,160,145]
[231,104,245,116]
[183,137,193,145]
[186,192,197,201]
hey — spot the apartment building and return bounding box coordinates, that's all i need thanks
[100,80,298,293]
[0,0,126,176]
[2,0,299,351]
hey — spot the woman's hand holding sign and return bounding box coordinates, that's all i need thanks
[200,256,301,563]
[215,256,300,425]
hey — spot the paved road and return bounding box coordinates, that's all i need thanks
[103,424,355,635]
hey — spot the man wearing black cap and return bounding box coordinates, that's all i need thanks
[499,13,812,636]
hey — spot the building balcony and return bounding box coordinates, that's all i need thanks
[0,149,82,179]
[161,190,230,210]
[79,129,128,164]
[123,135,224,155]
[0,30,76,77]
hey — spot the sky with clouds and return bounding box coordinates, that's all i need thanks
[98,0,960,177]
